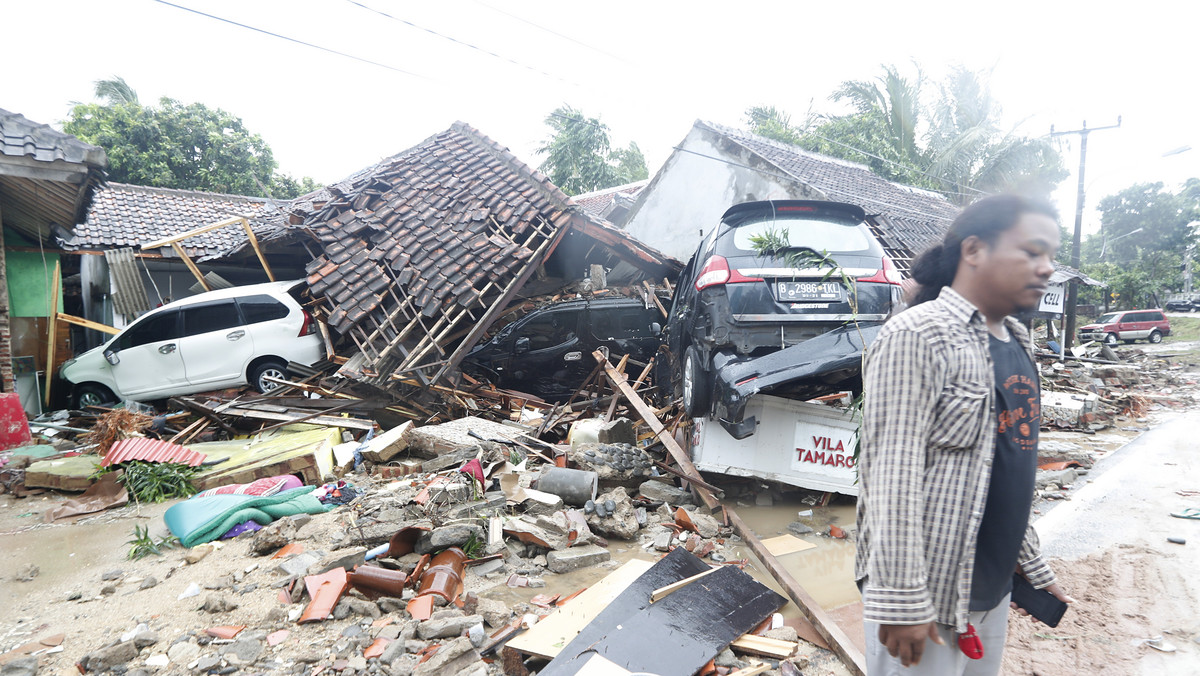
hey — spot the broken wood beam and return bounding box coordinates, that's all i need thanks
[649,566,720,602]
[56,312,120,335]
[170,397,242,436]
[729,635,796,659]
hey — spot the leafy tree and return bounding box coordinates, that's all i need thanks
[537,106,648,196]
[64,84,317,199]
[746,64,1068,204]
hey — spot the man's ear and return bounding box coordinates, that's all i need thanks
[960,235,987,267]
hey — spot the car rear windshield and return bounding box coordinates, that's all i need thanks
[720,215,881,257]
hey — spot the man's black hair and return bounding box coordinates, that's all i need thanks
[909,194,1059,306]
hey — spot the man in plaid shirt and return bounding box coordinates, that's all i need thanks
[856,195,1073,673]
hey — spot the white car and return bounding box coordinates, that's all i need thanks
[61,280,324,407]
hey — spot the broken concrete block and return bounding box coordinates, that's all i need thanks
[411,636,483,676]
[420,524,485,553]
[475,597,512,629]
[251,519,297,555]
[275,552,321,578]
[313,547,367,574]
[547,544,610,573]
[417,611,484,640]
[652,530,673,551]
[83,641,138,672]
[363,421,412,464]
[637,479,694,505]
[585,487,640,539]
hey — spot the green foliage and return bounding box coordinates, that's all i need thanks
[746,64,1068,204]
[1077,180,1200,309]
[459,533,483,559]
[64,82,318,198]
[109,461,201,504]
[537,106,648,196]
[746,227,859,314]
[126,524,180,560]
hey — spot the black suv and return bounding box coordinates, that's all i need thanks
[462,296,662,400]
[662,200,902,438]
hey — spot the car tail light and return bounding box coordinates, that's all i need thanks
[694,256,764,291]
[299,310,317,337]
[856,256,903,285]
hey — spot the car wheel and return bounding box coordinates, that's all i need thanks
[682,346,711,418]
[72,384,115,409]
[1104,333,1119,346]
[1149,330,1163,344]
[250,360,288,393]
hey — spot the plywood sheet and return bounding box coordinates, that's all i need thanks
[540,549,786,676]
[191,426,338,491]
[507,558,654,658]
[760,534,817,556]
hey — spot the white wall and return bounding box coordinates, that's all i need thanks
[621,124,824,262]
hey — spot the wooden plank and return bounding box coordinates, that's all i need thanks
[649,566,720,602]
[727,663,771,676]
[593,350,719,511]
[760,534,817,556]
[730,635,796,659]
[643,280,669,318]
[140,215,246,249]
[219,406,375,431]
[170,242,210,291]
[56,312,120,335]
[240,218,276,281]
[506,558,654,659]
[44,261,60,407]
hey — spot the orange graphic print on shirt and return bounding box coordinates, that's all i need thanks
[996,374,1039,452]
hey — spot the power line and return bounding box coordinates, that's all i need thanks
[469,0,632,65]
[151,0,427,79]
[806,131,987,198]
[344,0,579,87]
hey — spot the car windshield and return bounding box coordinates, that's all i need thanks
[723,215,879,256]
[1096,313,1120,324]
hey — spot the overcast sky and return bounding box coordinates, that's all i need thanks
[5,0,1197,235]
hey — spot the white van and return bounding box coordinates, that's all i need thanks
[60,280,324,407]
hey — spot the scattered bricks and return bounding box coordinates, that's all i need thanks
[251,519,297,555]
[547,544,610,573]
[82,640,138,672]
[637,479,694,505]
[362,421,413,464]
[275,552,321,578]
[417,611,483,640]
[412,636,483,676]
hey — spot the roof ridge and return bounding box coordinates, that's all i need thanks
[571,179,650,201]
[698,119,874,173]
[450,120,574,211]
[103,181,271,205]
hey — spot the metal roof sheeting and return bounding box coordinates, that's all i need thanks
[101,437,207,468]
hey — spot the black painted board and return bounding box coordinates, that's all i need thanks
[538,547,712,676]
[541,553,787,676]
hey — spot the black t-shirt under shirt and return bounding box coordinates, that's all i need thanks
[970,332,1039,611]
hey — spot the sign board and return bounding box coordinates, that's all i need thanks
[1038,282,1066,314]
[691,394,859,496]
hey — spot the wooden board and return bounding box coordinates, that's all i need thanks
[507,558,654,658]
[760,534,817,556]
[191,426,339,491]
[539,549,786,676]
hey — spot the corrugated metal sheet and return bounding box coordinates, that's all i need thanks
[101,437,207,468]
[105,248,152,319]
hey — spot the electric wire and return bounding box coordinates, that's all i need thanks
[468,0,632,65]
[151,0,427,79]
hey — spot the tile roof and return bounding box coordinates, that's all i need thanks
[570,180,648,217]
[0,107,106,167]
[699,121,960,268]
[65,182,279,256]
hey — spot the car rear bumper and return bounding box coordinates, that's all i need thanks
[710,321,882,439]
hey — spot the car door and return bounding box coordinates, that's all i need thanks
[589,304,662,365]
[504,308,586,398]
[109,309,187,398]
[178,300,256,388]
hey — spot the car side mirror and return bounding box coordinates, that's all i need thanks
[514,337,531,354]
[104,349,120,366]
[650,322,662,334]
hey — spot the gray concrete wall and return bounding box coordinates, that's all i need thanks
[621,124,824,262]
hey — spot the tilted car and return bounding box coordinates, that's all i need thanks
[661,200,903,438]
[60,280,323,407]
[1078,309,1170,345]
[462,296,663,401]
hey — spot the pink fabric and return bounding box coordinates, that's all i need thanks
[196,474,303,498]
[458,458,485,490]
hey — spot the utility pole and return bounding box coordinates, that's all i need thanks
[1050,117,1121,351]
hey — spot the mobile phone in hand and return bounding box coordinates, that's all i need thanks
[1010,574,1068,627]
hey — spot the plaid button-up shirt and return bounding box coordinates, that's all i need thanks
[855,286,1056,631]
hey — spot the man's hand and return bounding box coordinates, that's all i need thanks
[878,622,945,666]
[1010,581,1075,622]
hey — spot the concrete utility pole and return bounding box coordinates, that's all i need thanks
[1050,117,1121,351]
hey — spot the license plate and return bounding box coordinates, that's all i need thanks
[775,281,842,302]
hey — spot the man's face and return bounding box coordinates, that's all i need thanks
[972,212,1060,314]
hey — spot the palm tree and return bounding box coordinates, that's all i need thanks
[94,76,139,106]
[831,63,925,167]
